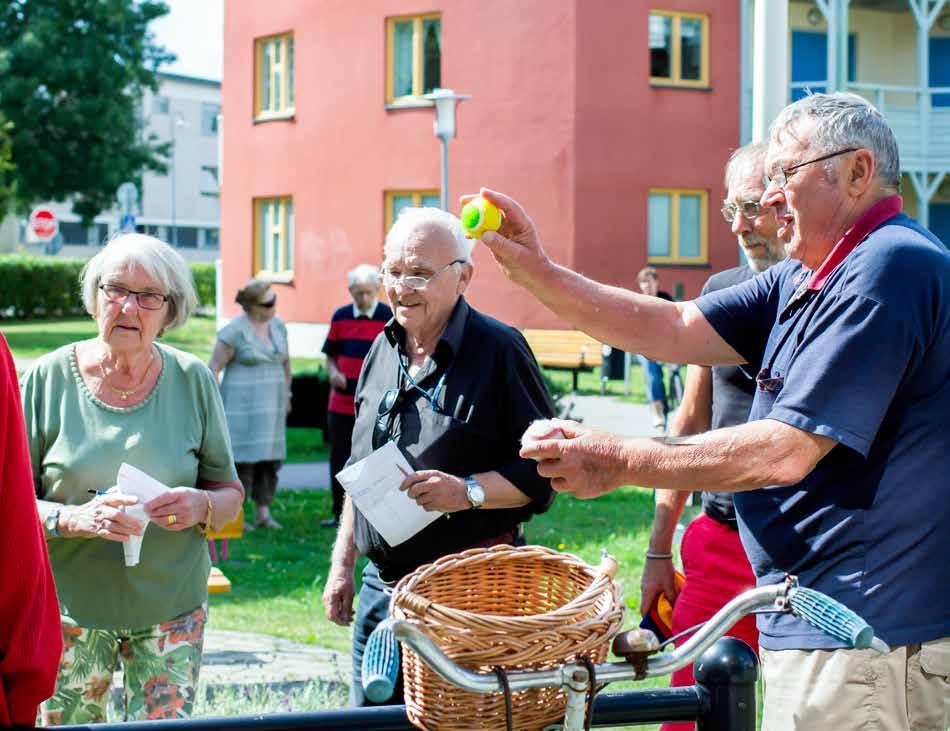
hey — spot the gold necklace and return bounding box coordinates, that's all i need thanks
[99,351,154,401]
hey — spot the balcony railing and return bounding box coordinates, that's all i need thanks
[789,81,950,172]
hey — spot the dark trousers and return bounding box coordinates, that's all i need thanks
[350,562,403,707]
[328,411,355,520]
[236,460,280,507]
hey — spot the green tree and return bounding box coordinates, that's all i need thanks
[0,0,174,223]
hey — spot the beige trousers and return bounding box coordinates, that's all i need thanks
[760,638,950,731]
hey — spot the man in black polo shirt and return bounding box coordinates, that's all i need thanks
[322,206,555,707]
[640,141,785,731]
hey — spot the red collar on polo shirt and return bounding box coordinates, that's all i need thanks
[806,195,902,291]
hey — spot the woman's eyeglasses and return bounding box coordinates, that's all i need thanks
[99,284,169,311]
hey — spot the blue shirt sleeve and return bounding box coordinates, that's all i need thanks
[767,293,913,457]
[694,263,786,370]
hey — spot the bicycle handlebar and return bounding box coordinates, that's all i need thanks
[365,575,887,699]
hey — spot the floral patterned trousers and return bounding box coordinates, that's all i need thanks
[42,604,207,726]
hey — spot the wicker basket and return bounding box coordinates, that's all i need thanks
[392,544,625,731]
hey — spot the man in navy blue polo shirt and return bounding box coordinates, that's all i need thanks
[472,92,949,729]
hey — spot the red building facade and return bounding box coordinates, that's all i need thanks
[221,0,742,331]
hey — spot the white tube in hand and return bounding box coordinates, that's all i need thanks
[122,503,148,567]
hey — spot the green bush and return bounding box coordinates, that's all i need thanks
[0,255,216,318]
[191,262,215,308]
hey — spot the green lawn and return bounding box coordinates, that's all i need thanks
[2,315,323,375]
[210,486,687,655]
[545,364,650,404]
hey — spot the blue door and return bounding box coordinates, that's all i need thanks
[930,203,950,245]
[791,31,857,101]
[929,38,950,108]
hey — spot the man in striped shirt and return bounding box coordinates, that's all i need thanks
[321,265,392,527]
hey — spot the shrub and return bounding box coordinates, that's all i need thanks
[0,255,216,318]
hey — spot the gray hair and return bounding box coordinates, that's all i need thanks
[769,92,900,191]
[724,141,769,189]
[80,233,198,332]
[383,207,474,263]
[347,264,381,289]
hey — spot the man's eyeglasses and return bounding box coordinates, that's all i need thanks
[763,147,858,190]
[381,259,465,291]
[99,284,169,311]
[257,295,277,308]
[721,200,767,223]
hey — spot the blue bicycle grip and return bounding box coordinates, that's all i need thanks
[361,623,401,703]
[788,587,874,649]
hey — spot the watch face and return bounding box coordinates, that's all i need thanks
[467,483,486,508]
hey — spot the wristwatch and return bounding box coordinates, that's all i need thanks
[45,506,63,538]
[464,476,486,509]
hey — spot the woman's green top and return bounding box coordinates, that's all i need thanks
[21,342,238,629]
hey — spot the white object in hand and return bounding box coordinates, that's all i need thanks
[521,419,567,446]
[122,504,148,567]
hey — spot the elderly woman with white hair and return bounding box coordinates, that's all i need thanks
[22,233,244,725]
[323,207,555,706]
[320,264,392,527]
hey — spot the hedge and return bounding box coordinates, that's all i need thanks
[0,255,216,319]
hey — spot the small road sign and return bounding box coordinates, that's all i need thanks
[29,208,58,241]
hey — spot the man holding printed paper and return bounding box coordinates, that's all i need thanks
[323,207,555,707]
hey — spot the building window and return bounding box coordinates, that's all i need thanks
[384,190,441,231]
[255,33,295,119]
[386,14,441,105]
[153,95,169,114]
[254,197,294,279]
[647,188,708,264]
[201,103,220,135]
[204,228,220,248]
[649,10,709,87]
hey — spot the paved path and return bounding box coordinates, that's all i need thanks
[200,629,347,691]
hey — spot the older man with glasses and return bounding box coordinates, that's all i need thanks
[469,92,950,730]
[322,206,555,707]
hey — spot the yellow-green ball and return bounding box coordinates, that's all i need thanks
[461,197,502,238]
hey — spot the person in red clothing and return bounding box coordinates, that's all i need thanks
[320,265,392,527]
[639,142,784,731]
[0,333,62,727]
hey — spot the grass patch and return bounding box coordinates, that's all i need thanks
[286,427,328,465]
[3,316,324,376]
[544,365,650,404]
[209,486,673,655]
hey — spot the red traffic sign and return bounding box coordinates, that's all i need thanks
[29,208,59,241]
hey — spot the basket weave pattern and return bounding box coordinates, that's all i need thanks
[393,545,625,731]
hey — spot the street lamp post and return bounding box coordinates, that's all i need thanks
[422,88,471,211]
[169,110,186,246]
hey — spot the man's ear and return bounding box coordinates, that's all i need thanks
[457,262,474,294]
[847,149,876,197]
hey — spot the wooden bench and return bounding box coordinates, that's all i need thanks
[523,329,603,392]
[206,507,244,594]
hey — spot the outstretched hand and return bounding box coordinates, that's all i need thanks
[459,188,551,286]
[519,419,631,499]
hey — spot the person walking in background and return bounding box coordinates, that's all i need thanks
[24,234,244,724]
[0,332,61,727]
[210,278,291,530]
[635,267,673,433]
[319,265,391,528]
[640,141,785,731]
